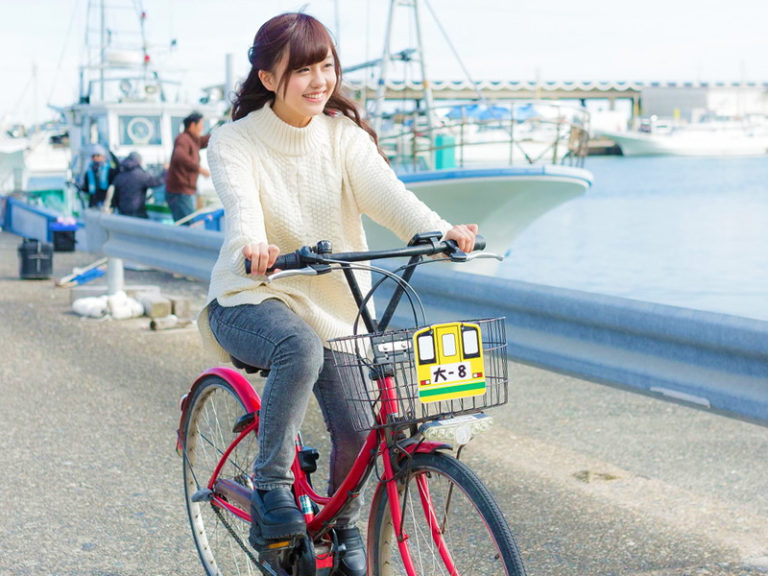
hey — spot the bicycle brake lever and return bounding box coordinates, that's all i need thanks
[464,251,504,262]
[265,264,332,283]
[449,250,469,263]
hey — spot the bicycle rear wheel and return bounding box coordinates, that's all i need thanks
[182,375,261,575]
[369,451,526,576]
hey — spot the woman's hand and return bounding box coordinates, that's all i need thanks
[443,224,478,253]
[243,242,280,276]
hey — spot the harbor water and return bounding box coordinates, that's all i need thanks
[497,155,768,322]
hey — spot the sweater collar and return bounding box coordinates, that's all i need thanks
[248,104,325,156]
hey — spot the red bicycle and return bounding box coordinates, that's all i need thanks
[177,232,526,576]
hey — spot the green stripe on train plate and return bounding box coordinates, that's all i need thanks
[419,381,486,398]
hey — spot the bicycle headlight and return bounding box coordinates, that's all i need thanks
[420,413,493,446]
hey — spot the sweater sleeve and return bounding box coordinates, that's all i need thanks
[142,169,164,189]
[208,127,268,275]
[342,123,451,242]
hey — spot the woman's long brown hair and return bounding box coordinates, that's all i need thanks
[231,12,382,152]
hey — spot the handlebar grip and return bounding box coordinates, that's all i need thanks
[245,251,304,275]
[473,234,486,252]
[269,252,303,271]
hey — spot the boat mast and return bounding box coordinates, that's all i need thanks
[100,0,106,101]
[373,0,435,143]
[412,0,435,138]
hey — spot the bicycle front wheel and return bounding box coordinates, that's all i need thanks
[182,375,261,576]
[369,451,526,576]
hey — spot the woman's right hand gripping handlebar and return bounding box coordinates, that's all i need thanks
[243,242,281,276]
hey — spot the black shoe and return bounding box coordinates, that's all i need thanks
[249,487,306,544]
[336,526,367,576]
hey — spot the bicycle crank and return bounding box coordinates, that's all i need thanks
[254,535,316,576]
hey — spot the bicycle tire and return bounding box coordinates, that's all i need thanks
[182,374,261,576]
[368,451,526,576]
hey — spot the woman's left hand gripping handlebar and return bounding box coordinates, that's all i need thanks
[243,242,280,276]
[443,223,479,254]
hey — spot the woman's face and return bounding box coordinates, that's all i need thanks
[260,48,337,127]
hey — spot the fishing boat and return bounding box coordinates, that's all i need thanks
[2,0,225,243]
[599,115,768,157]
[348,0,594,254]
[0,121,70,194]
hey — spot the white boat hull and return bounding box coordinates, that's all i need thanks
[604,130,768,157]
[363,165,592,264]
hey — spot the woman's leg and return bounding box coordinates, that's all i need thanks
[207,298,325,489]
[314,349,370,575]
[313,350,370,526]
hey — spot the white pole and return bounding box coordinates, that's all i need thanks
[412,0,435,169]
[373,0,397,135]
[107,257,124,295]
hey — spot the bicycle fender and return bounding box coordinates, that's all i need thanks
[406,440,453,455]
[366,440,452,528]
[176,366,261,453]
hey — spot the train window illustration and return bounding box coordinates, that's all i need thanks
[441,333,457,357]
[416,331,436,364]
[462,326,480,358]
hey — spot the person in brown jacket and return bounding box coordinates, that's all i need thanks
[165,111,211,224]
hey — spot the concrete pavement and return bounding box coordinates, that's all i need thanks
[1,230,766,575]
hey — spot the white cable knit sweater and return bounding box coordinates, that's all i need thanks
[198,105,451,361]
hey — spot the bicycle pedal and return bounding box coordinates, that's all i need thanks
[263,538,293,551]
[250,526,299,552]
[190,488,213,502]
[253,537,305,576]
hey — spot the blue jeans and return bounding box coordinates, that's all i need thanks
[207,298,369,525]
[166,192,195,224]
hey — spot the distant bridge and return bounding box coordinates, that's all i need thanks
[345,79,768,112]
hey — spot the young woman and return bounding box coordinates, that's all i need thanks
[198,12,478,576]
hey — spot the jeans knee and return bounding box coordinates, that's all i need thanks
[274,330,324,381]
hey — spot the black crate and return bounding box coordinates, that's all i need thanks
[18,238,53,279]
[52,230,76,251]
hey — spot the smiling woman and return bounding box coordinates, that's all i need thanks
[195,11,480,576]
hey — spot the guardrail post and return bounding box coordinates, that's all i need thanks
[106,257,124,295]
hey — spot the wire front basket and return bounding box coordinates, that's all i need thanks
[328,317,508,432]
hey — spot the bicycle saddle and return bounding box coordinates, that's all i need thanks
[230,355,270,377]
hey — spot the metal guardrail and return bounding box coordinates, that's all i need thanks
[83,210,221,280]
[376,265,768,426]
[3,196,61,242]
[83,212,768,426]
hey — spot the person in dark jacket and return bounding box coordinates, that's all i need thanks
[165,111,211,224]
[111,152,164,218]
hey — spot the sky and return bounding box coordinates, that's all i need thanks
[2,0,768,126]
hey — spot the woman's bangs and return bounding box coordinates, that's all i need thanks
[288,17,333,69]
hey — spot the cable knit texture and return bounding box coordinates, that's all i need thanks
[199,105,451,361]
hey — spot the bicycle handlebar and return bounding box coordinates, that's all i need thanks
[244,232,497,334]
[245,232,488,275]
